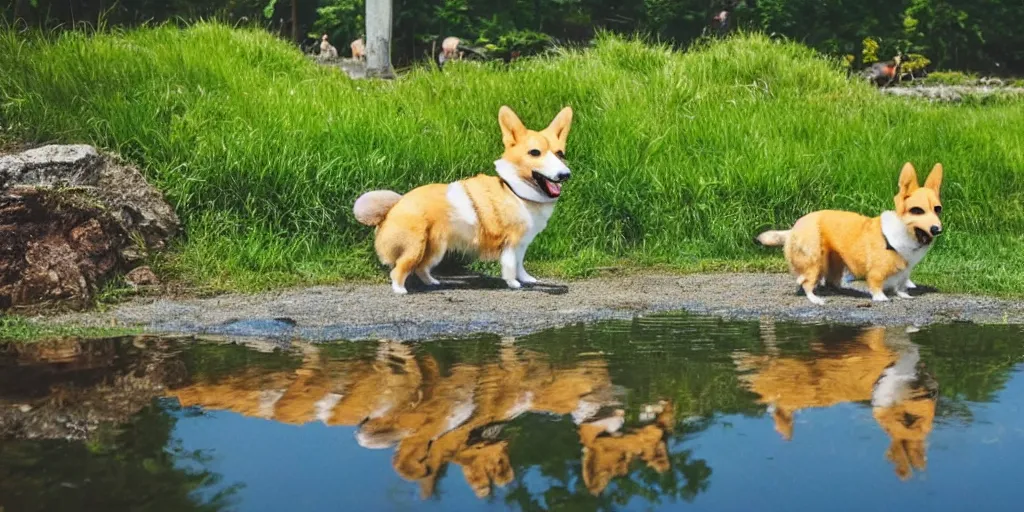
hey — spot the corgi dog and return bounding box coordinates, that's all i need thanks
[756,162,943,305]
[353,105,574,294]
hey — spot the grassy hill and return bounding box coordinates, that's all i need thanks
[2,23,1023,295]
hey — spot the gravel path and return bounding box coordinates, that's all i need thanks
[49,272,1024,342]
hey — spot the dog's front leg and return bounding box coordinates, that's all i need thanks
[515,242,537,284]
[500,246,522,289]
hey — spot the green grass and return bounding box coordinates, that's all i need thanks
[0,315,139,342]
[2,23,1024,296]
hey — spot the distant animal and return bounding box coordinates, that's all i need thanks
[350,37,365,60]
[713,10,730,35]
[437,36,486,69]
[865,54,903,87]
[755,162,944,305]
[353,106,574,294]
[319,34,338,60]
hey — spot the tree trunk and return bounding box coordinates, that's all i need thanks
[291,0,299,43]
[365,0,395,78]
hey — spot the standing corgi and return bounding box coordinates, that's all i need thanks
[353,106,573,294]
[756,163,944,305]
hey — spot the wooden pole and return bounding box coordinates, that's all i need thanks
[365,0,394,78]
[291,0,299,43]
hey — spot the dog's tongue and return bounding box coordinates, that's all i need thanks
[544,180,562,197]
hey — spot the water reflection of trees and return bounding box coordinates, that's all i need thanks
[1,317,1022,507]
[0,337,238,511]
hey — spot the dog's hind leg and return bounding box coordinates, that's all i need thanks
[415,239,446,286]
[824,253,847,290]
[385,236,426,295]
[798,271,826,306]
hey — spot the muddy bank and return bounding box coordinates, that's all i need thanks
[46,273,1024,342]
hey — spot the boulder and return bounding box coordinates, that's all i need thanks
[0,145,179,309]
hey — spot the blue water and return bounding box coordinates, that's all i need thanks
[1,316,1022,511]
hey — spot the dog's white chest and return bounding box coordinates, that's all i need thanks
[880,211,933,289]
[520,200,555,242]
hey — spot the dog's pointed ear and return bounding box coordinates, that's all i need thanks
[545,106,574,144]
[923,163,943,196]
[895,162,919,213]
[498,106,527,149]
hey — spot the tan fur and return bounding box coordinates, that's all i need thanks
[350,38,365,60]
[757,163,944,303]
[734,326,937,480]
[163,339,643,498]
[441,36,462,61]
[353,190,403,226]
[353,105,574,293]
[756,229,790,247]
[579,403,674,495]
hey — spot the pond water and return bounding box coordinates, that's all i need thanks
[1,314,1023,512]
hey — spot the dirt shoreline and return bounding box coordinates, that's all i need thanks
[45,272,1024,342]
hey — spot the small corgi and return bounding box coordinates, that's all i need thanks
[756,162,943,305]
[353,106,573,294]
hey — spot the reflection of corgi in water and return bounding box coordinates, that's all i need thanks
[164,338,673,498]
[578,401,674,495]
[734,325,938,480]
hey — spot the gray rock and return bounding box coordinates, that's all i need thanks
[0,144,179,309]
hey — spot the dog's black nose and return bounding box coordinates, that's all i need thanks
[556,171,571,182]
[930,225,942,236]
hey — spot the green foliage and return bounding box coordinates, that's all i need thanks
[2,24,1024,294]
[862,37,880,64]
[309,0,363,44]
[901,52,931,74]
[0,316,138,342]
[922,70,978,85]
[5,0,1024,72]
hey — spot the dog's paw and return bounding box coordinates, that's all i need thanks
[871,292,890,302]
[905,279,917,289]
[806,294,826,306]
[896,290,913,299]
[518,273,538,285]
[506,279,522,290]
[419,275,441,286]
[391,282,408,295]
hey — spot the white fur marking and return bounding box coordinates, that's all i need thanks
[537,151,570,180]
[571,400,601,425]
[506,391,535,420]
[355,430,403,449]
[587,415,625,435]
[258,389,286,419]
[881,211,933,290]
[872,347,921,408]
[447,181,479,226]
[444,400,477,435]
[315,393,343,423]
[501,246,521,289]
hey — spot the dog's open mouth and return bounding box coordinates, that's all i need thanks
[914,227,934,245]
[532,171,564,198]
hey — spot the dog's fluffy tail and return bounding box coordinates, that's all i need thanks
[755,230,790,247]
[354,190,402,226]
